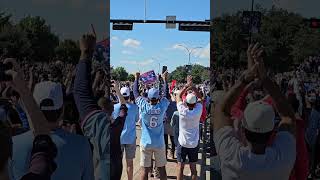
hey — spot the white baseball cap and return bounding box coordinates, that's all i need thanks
[186,93,197,104]
[120,87,130,97]
[33,81,63,111]
[243,101,275,133]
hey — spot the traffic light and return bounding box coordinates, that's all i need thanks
[310,18,320,29]
[178,23,210,32]
[112,22,133,31]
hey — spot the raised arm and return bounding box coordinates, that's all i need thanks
[28,66,34,91]
[133,72,140,99]
[214,66,257,131]
[176,75,192,103]
[161,71,169,99]
[190,86,202,102]
[113,80,125,105]
[73,34,100,121]
[4,59,49,136]
[254,47,296,136]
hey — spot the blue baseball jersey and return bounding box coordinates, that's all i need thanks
[112,102,139,145]
[136,96,170,148]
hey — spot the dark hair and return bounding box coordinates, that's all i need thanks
[40,99,63,122]
[7,106,22,125]
[186,103,196,109]
[244,129,273,144]
[124,96,130,101]
[5,87,20,99]
[287,94,299,113]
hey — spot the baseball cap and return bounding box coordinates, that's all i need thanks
[33,81,63,111]
[120,87,130,97]
[243,101,275,133]
[148,88,160,99]
[186,93,197,104]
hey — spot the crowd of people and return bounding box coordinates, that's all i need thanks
[0,33,319,180]
[211,44,320,180]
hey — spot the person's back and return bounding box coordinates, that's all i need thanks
[138,97,168,148]
[215,129,296,180]
[12,129,94,180]
[177,101,202,148]
[113,102,138,145]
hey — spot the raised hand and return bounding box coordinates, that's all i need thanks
[186,75,193,87]
[80,34,96,56]
[161,70,168,81]
[135,72,140,80]
[247,43,263,68]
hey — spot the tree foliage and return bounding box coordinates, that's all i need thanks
[213,6,320,72]
[127,74,135,82]
[169,64,209,84]
[55,39,80,64]
[111,67,128,81]
[18,16,59,62]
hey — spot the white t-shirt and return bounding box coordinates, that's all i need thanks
[177,102,203,148]
[214,126,296,180]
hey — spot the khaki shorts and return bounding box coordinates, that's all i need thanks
[140,146,167,168]
[121,144,136,160]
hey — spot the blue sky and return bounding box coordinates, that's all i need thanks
[111,0,210,73]
[1,0,319,74]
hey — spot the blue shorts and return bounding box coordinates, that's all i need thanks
[176,142,199,163]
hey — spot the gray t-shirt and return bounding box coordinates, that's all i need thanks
[12,129,94,180]
[214,126,296,180]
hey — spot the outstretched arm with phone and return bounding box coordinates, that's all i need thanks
[3,58,50,136]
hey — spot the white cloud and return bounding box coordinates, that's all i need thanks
[194,43,210,59]
[171,43,188,52]
[170,43,210,59]
[123,38,141,48]
[121,50,133,55]
[120,59,154,66]
[111,36,119,41]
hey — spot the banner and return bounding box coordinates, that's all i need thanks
[95,38,110,63]
[140,70,157,84]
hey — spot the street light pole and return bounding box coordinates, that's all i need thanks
[177,44,203,65]
[144,0,147,23]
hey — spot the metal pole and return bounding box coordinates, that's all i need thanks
[106,0,111,97]
[188,52,191,65]
[144,0,147,23]
[249,0,255,44]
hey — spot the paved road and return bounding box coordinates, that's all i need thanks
[121,126,211,180]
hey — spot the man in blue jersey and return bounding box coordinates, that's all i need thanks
[113,86,139,180]
[133,71,170,180]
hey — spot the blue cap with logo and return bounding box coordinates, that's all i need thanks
[148,88,160,99]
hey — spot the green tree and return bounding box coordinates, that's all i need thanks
[111,67,128,81]
[0,25,31,59]
[18,16,59,61]
[55,39,80,64]
[0,12,11,28]
[169,64,208,84]
[212,7,320,72]
[169,66,188,83]
[127,74,135,82]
